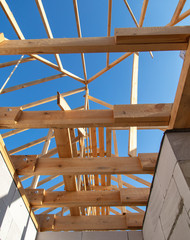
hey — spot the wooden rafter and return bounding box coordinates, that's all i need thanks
[0,0,84,83]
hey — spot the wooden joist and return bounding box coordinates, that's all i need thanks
[0,26,189,55]
[25,188,149,208]
[0,103,172,129]
[37,214,144,231]
[169,41,190,129]
[10,153,157,175]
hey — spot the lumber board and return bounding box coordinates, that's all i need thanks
[0,33,5,43]
[54,128,80,216]
[0,104,172,129]
[1,74,65,94]
[10,154,157,175]
[169,41,190,128]
[115,26,190,44]
[0,56,35,68]
[37,214,144,231]
[57,92,86,136]
[0,26,190,55]
[25,188,149,207]
[139,153,158,171]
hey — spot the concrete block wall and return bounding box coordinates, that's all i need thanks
[143,131,190,240]
[37,230,143,240]
[0,152,37,240]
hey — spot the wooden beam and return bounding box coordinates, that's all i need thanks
[1,74,65,94]
[0,26,189,55]
[26,188,149,208]
[0,0,84,83]
[169,41,190,128]
[106,0,112,66]
[88,95,113,109]
[128,52,139,157]
[0,57,35,68]
[35,0,63,70]
[2,128,29,138]
[0,32,5,43]
[10,154,157,175]
[9,135,54,155]
[175,9,190,25]
[37,214,144,231]
[0,103,172,129]
[54,128,80,216]
[139,0,149,27]
[57,92,86,136]
[169,0,187,26]
[114,26,190,46]
[88,52,132,84]
[73,0,87,81]
[21,86,85,110]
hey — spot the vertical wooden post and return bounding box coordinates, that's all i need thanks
[128,53,139,157]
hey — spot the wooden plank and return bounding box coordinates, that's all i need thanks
[37,214,144,231]
[2,128,29,138]
[125,174,151,187]
[175,9,190,25]
[139,0,149,27]
[26,188,149,207]
[123,0,139,27]
[21,86,85,110]
[114,103,172,125]
[57,92,85,136]
[9,135,54,155]
[1,74,65,94]
[0,0,84,83]
[88,52,132,83]
[88,95,113,109]
[120,188,150,204]
[73,0,87,81]
[54,128,80,216]
[0,104,172,129]
[106,128,112,187]
[106,0,112,66]
[169,41,190,129]
[90,127,100,215]
[115,26,190,45]
[10,154,156,175]
[0,33,5,43]
[169,0,186,26]
[0,57,35,68]
[128,52,139,157]
[35,0,63,70]
[99,127,106,215]
[139,153,158,171]
[0,26,190,56]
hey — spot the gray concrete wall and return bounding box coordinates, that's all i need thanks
[0,153,37,240]
[37,230,143,240]
[143,131,190,240]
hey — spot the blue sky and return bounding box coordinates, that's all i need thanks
[0,0,189,214]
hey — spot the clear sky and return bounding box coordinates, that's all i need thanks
[0,0,189,214]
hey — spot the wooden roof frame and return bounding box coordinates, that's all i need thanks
[0,0,190,232]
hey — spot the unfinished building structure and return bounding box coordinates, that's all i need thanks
[0,0,190,239]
